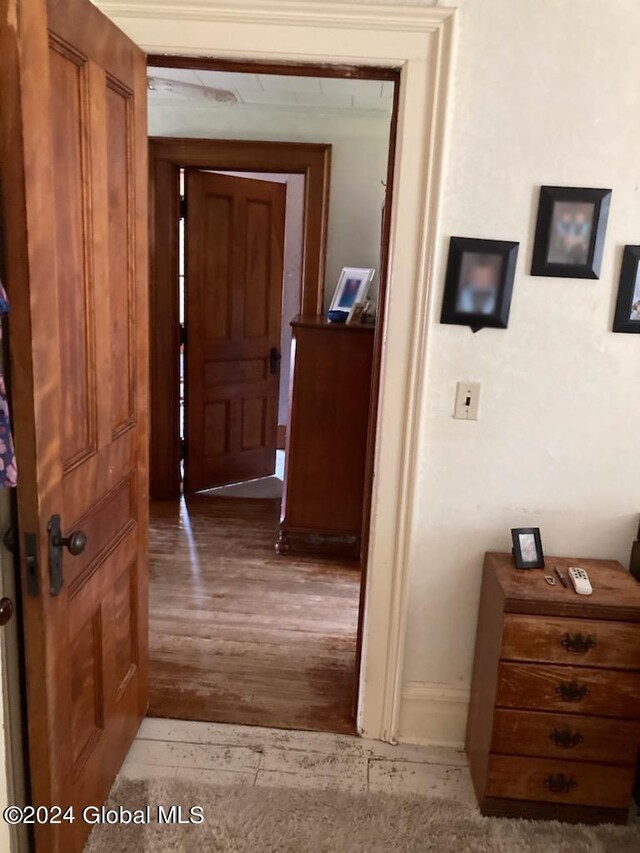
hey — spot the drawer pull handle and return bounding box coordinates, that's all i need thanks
[560,633,597,654]
[544,773,577,794]
[555,681,590,702]
[549,727,584,748]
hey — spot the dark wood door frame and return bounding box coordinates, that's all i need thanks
[149,137,331,499]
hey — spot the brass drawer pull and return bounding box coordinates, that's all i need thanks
[544,773,577,794]
[549,727,584,748]
[560,633,597,654]
[556,680,590,702]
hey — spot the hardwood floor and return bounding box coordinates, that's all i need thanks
[148,496,361,734]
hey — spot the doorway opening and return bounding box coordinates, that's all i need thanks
[147,59,398,735]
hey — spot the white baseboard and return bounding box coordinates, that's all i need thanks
[397,681,470,749]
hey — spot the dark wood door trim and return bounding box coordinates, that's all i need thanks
[147,53,399,81]
[149,137,331,500]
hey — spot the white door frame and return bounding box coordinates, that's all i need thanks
[99,0,457,743]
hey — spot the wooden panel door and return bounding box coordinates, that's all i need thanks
[0,1,148,850]
[185,171,286,492]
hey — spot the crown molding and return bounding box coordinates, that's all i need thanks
[97,0,455,34]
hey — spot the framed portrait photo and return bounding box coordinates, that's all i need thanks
[346,301,368,326]
[329,267,374,314]
[613,245,640,334]
[531,186,612,279]
[440,237,519,332]
[511,527,545,570]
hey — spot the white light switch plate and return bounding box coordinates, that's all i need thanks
[454,381,480,420]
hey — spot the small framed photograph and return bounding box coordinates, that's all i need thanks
[511,527,545,570]
[613,245,640,334]
[346,301,368,326]
[531,186,612,279]
[329,267,374,314]
[440,237,519,332]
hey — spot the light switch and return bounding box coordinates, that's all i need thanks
[454,381,480,420]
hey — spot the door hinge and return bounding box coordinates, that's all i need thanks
[180,439,187,461]
[180,195,187,219]
[180,323,187,346]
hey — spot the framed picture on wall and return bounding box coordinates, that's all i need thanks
[531,186,612,279]
[440,237,519,332]
[329,267,375,314]
[613,245,640,334]
[511,527,545,570]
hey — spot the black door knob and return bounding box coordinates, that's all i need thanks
[53,529,87,556]
[0,597,13,627]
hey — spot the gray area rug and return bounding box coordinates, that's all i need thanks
[84,779,640,852]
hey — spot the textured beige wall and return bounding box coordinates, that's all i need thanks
[398,0,640,741]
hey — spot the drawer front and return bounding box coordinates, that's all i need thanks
[491,708,640,765]
[496,662,640,718]
[486,755,635,808]
[501,614,639,670]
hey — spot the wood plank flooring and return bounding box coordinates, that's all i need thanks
[148,496,361,734]
[121,718,472,796]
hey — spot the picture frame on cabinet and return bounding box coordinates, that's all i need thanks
[440,236,519,332]
[613,245,640,334]
[531,185,612,279]
[511,527,545,570]
[328,267,374,314]
[346,301,370,326]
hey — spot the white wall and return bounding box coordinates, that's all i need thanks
[148,102,391,309]
[398,0,640,744]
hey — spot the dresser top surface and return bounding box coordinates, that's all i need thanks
[291,314,375,333]
[485,551,640,621]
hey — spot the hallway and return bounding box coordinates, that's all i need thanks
[148,496,361,734]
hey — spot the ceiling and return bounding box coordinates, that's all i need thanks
[147,67,395,115]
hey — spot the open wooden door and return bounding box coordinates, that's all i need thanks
[184,170,285,493]
[0,1,148,850]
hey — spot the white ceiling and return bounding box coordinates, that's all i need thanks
[147,67,395,115]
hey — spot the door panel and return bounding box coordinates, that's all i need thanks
[0,1,148,850]
[185,171,285,492]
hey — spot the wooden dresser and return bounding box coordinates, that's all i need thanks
[466,551,640,824]
[277,315,374,558]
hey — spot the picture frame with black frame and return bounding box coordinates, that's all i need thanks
[511,527,545,570]
[440,237,519,332]
[531,186,612,279]
[613,245,640,334]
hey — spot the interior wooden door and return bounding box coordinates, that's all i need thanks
[0,1,148,850]
[185,171,286,492]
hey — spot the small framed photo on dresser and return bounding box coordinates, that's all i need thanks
[511,527,545,569]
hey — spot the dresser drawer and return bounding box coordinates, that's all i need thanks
[496,662,640,718]
[501,615,639,669]
[491,708,640,765]
[486,755,635,808]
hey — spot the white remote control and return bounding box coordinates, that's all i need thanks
[568,566,593,596]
